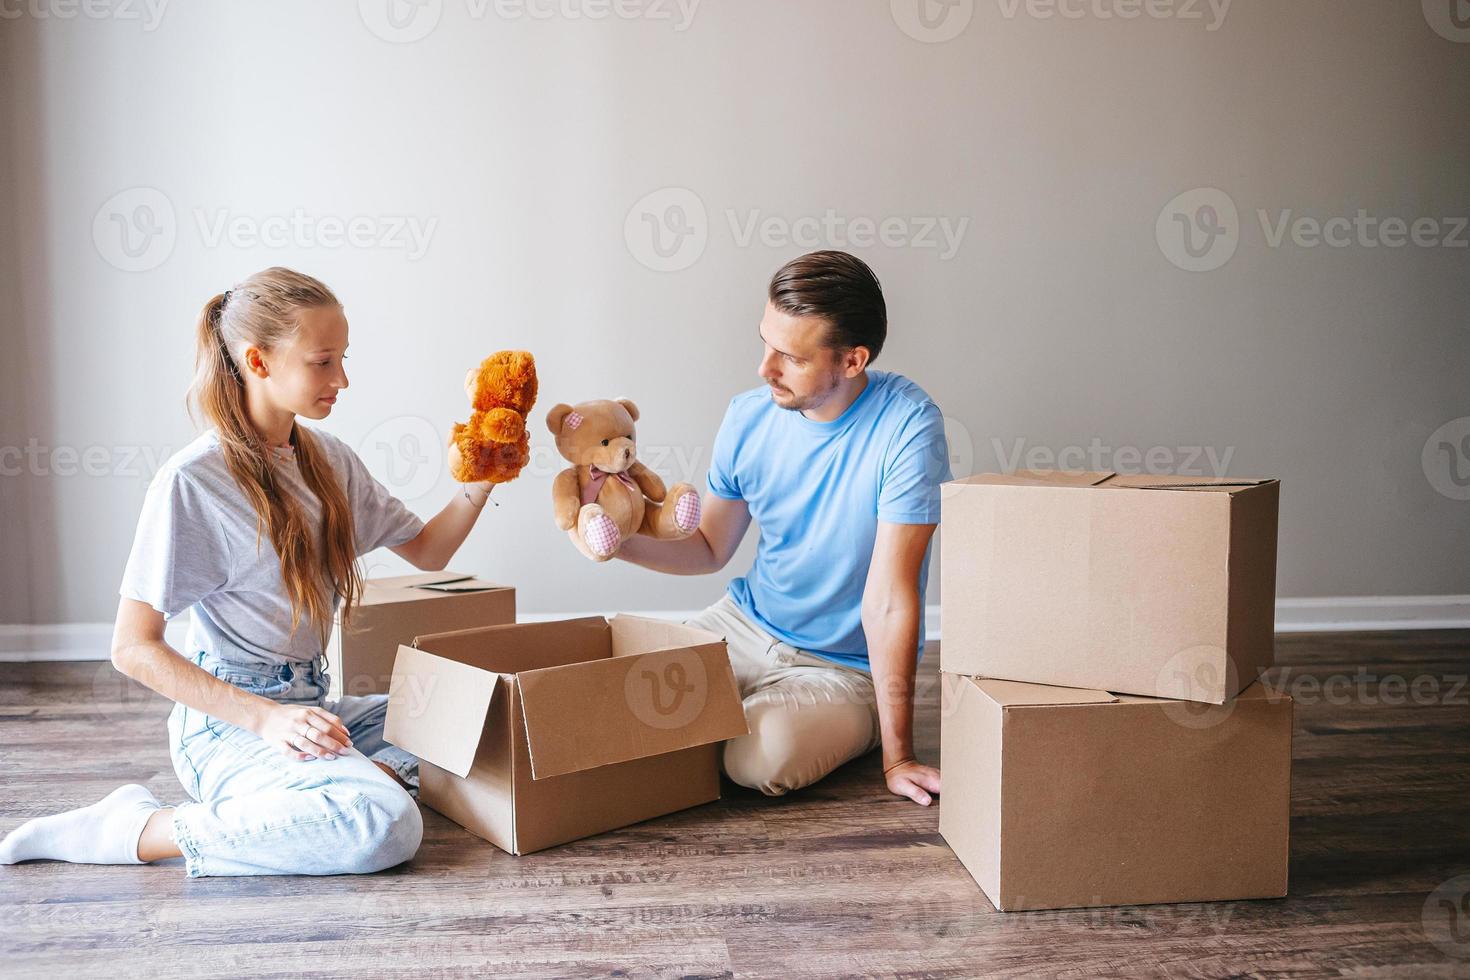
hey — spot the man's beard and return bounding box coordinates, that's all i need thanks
[770,370,842,413]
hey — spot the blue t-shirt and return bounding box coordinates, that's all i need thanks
[707,370,952,671]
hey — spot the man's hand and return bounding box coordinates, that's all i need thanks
[884,758,941,806]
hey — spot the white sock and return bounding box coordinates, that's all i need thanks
[0,784,162,866]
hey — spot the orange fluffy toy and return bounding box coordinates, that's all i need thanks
[446,350,538,485]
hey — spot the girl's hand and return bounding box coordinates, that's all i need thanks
[258,703,353,761]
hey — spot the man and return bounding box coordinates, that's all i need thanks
[617,250,951,806]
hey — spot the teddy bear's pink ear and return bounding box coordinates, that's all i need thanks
[614,398,640,422]
[546,403,576,435]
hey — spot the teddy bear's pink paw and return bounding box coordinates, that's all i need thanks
[674,491,701,533]
[584,513,621,558]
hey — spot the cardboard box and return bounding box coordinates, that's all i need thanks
[941,470,1279,703]
[327,572,515,699]
[384,615,749,855]
[940,675,1292,911]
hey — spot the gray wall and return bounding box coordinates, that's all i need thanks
[2,0,1466,624]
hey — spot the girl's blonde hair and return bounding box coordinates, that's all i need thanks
[188,267,363,650]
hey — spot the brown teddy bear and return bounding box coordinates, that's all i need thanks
[547,398,702,561]
[447,350,538,486]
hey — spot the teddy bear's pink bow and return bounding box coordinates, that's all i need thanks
[582,466,639,506]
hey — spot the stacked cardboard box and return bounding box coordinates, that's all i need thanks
[326,571,515,700]
[938,470,1292,911]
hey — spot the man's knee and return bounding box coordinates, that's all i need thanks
[722,692,873,797]
[723,720,803,796]
[333,784,423,874]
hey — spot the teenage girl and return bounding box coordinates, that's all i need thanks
[0,267,498,876]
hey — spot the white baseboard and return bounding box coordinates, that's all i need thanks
[2,597,1465,663]
[1272,595,1470,633]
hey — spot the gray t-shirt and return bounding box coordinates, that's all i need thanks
[119,426,426,667]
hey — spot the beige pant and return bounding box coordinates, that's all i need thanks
[685,595,881,796]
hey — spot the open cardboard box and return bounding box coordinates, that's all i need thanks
[941,469,1280,703]
[940,674,1292,911]
[327,571,514,700]
[384,615,749,855]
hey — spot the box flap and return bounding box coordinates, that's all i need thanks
[515,643,747,779]
[1102,475,1277,492]
[412,579,503,594]
[384,644,498,778]
[414,617,611,674]
[949,469,1116,489]
[370,570,476,590]
[608,613,725,657]
[359,571,507,606]
[972,677,1119,707]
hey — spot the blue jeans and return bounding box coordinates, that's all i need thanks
[167,651,422,877]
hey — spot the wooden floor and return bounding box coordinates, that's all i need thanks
[2,631,1468,978]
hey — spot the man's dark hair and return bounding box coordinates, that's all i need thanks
[767,250,887,365]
